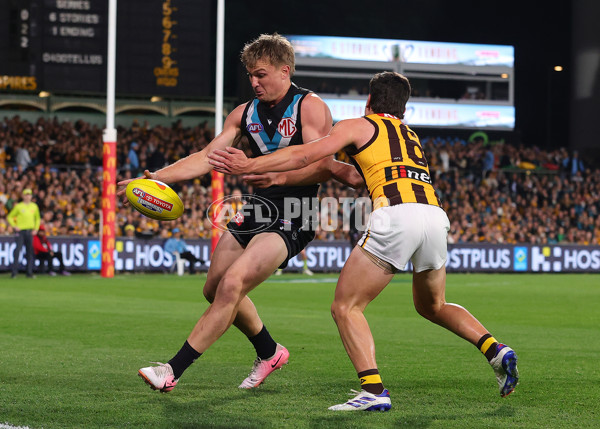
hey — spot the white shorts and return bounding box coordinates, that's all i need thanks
[358,203,450,273]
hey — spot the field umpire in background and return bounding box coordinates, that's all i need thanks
[8,188,40,278]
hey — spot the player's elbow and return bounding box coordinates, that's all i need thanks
[349,175,366,190]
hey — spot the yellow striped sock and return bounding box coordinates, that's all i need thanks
[477,334,499,361]
[360,373,382,386]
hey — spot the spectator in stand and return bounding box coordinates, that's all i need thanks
[0,143,7,172]
[482,146,495,178]
[134,217,158,239]
[33,225,70,276]
[128,142,140,175]
[562,150,585,177]
[124,224,136,238]
[15,141,32,169]
[7,188,40,278]
[164,227,203,274]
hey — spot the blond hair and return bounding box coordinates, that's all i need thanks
[240,33,295,75]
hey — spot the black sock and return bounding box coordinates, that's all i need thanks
[248,325,277,359]
[168,340,202,379]
[476,333,499,362]
[358,369,384,395]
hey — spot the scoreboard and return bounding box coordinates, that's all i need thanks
[0,0,212,96]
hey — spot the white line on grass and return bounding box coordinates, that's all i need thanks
[1,424,33,429]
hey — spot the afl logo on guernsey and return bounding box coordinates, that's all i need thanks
[277,117,297,138]
[247,123,263,133]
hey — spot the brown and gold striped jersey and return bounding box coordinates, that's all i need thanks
[347,113,442,210]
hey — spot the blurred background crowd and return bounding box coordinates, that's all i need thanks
[1,115,598,245]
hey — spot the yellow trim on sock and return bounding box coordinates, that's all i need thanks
[359,374,382,385]
[480,336,497,354]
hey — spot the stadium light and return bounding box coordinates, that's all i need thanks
[554,65,564,72]
[38,91,51,98]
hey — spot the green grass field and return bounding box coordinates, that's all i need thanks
[1,272,599,428]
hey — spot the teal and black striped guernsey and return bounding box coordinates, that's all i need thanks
[241,83,319,203]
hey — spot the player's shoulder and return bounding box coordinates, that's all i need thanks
[231,102,249,115]
[300,92,332,118]
[226,103,249,124]
[300,91,327,108]
[331,117,376,143]
[335,116,373,130]
[299,91,333,132]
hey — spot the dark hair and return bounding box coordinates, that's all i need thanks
[240,33,296,75]
[368,72,411,118]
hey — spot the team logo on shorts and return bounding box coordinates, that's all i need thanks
[232,211,244,225]
[277,117,296,138]
[207,194,279,234]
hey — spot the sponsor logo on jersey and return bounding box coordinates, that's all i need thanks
[277,117,297,138]
[383,165,432,184]
[247,123,263,133]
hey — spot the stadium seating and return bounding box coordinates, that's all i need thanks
[0,116,598,245]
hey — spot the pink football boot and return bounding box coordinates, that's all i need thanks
[238,343,289,389]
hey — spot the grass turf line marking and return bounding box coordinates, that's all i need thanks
[1,424,33,429]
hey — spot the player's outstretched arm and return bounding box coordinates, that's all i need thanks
[242,158,364,190]
[328,158,365,189]
[144,104,244,184]
[117,104,244,200]
[208,119,362,175]
[241,157,333,187]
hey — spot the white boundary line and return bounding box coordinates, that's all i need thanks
[1,424,33,429]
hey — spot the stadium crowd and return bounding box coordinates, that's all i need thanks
[1,115,599,245]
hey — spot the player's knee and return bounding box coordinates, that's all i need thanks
[415,304,433,321]
[414,300,443,322]
[203,271,223,303]
[202,282,216,303]
[215,273,244,304]
[330,300,350,323]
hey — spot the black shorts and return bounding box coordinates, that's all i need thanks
[226,198,315,269]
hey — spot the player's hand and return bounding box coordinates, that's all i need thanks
[117,170,157,206]
[242,173,283,188]
[208,147,251,175]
